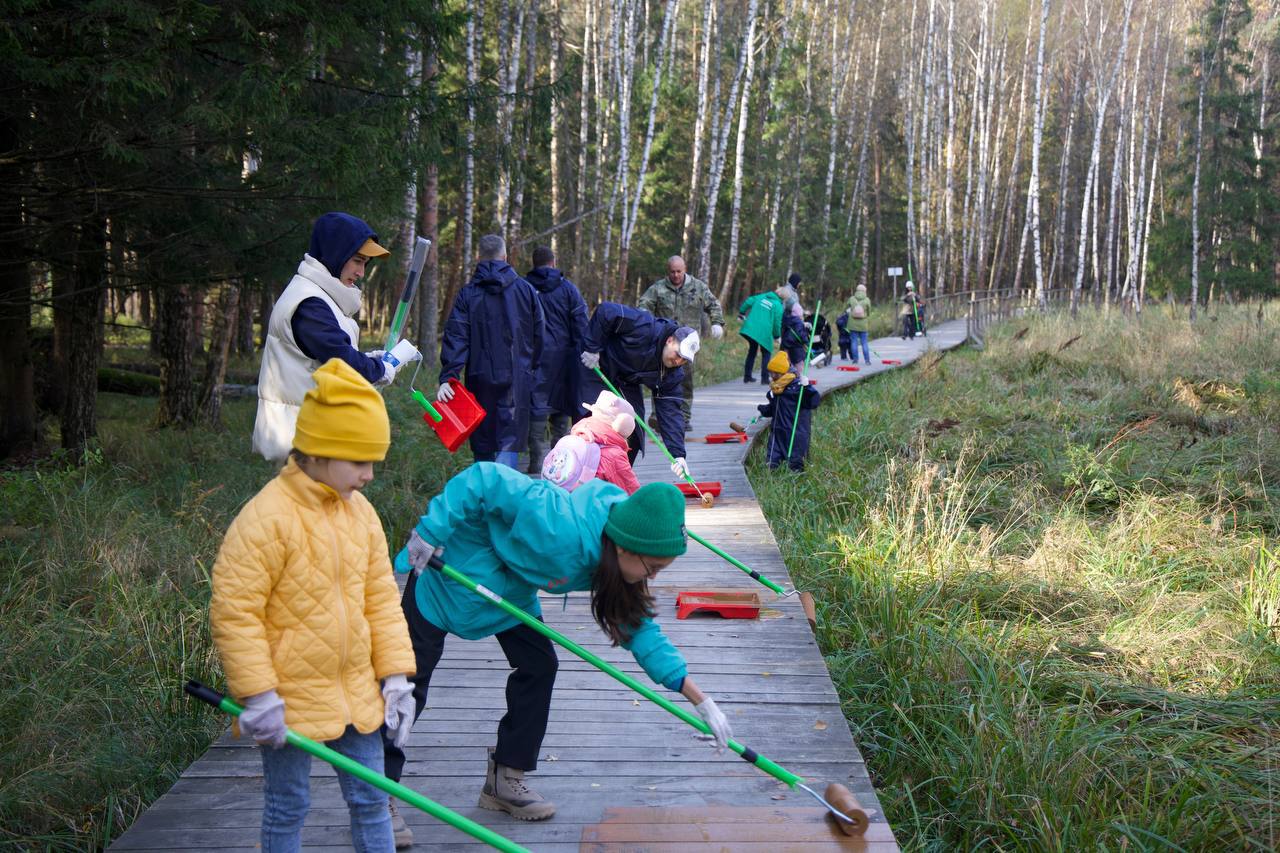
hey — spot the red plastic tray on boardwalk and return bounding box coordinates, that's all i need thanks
[837,365,861,372]
[704,432,748,444]
[424,379,486,452]
[675,481,722,499]
[881,359,903,365]
[676,590,761,620]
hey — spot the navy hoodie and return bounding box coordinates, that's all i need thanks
[525,265,589,417]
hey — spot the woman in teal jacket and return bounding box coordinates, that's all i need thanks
[737,283,792,385]
[379,463,733,828]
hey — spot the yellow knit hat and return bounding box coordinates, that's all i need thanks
[293,359,390,461]
[767,351,791,374]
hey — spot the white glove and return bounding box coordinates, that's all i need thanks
[711,324,724,340]
[436,381,455,403]
[239,689,287,749]
[694,697,733,753]
[382,674,416,749]
[377,361,398,387]
[580,351,601,370]
[406,528,444,575]
[670,457,691,480]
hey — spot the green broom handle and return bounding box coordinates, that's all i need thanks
[686,530,786,595]
[183,681,528,853]
[591,366,701,492]
[424,556,803,788]
[787,299,821,459]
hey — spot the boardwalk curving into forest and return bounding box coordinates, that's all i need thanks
[111,319,967,852]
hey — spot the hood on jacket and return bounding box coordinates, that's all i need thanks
[573,415,632,449]
[470,259,522,293]
[309,212,382,279]
[526,266,565,293]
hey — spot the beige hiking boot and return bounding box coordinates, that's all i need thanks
[478,747,556,821]
[388,800,413,849]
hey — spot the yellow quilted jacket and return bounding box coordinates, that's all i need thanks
[210,459,415,741]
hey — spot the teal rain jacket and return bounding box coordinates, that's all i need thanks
[394,463,689,691]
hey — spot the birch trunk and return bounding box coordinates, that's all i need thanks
[1029,0,1050,307]
[718,6,759,303]
[681,0,715,259]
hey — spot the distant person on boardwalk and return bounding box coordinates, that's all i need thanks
[212,360,416,852]
[844,284,872,364]
[637,255,724,431]
[385,467,734,829]
[438,234,545,467]
[578,303,699,482]
[253,212,420,463]
[758,351,821,472]
[780,288,809,366]
[737,282,792,385]
[900,282,922,339]
[525,245,589,473]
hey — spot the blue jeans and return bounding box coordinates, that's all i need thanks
[260,725,394,853]
[474,450,520,468]
[851,330,870,363]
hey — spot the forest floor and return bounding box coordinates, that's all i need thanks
[749,303,1280,850]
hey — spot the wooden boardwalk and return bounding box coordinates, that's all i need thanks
[112,319,968,852]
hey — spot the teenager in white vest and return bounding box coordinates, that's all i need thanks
[253,212,420,462]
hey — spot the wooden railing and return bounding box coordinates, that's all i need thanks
[921,287,1071,346]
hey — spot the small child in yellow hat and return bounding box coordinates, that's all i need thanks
[757,351,821,471]
[211,358,415,851]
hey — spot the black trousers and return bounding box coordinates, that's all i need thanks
[382,572,559,780]
[743,339,770,383]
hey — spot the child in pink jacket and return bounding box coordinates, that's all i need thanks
[541,390,641,494]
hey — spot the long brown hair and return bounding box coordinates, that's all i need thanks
[592,534,657,646]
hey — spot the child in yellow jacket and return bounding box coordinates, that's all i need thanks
[211,359,416,852]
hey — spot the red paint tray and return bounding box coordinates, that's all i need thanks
[424,379,487,453]
[676,590,762,620]
[881,359,903,365]
[704,432,748,444]
[837,365,861,372]
[675,481,722,498]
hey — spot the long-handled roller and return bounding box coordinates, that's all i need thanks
[421,555,869,836]
[183,680,529,852]
[686,529,790,597]
[384,237,431,352]
[786,299,822,460]
[591,366,715,508]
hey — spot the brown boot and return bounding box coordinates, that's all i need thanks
[478,748,556,821]
[388,800,413,849]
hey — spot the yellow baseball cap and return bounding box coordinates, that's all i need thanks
[357,237,390,258]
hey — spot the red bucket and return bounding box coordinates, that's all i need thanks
[424,379,486,453]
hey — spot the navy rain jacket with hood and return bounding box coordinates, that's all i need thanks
[526,265,589,418]
[578,302,685,461]
[440,260,545,456]
[758,379,821,471]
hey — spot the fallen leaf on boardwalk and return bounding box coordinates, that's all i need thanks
[761,671,772,677]
[545,754,559,762]
[814,720,828,730]
[591,783,601,788]
[771,794,787,800]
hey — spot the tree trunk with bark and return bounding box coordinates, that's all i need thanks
[198,282,240,427]
[155,284,198,429]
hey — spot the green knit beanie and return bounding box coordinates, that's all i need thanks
[604,483,688,557]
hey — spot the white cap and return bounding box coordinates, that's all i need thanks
[674,327,700,362]
[905,281,914,290]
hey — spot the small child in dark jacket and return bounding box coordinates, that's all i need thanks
[758,351,821,471]
[836,311,853,361]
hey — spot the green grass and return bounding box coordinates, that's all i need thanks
[0,388,468,850]
[750,303,1280,851]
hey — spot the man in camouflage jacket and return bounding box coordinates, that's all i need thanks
[637,255,725,428]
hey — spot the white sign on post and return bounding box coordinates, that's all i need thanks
[887,266,903,276]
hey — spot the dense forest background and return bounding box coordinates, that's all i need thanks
[3,0,1280,463]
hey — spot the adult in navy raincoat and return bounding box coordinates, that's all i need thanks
[525,245,589,472]
[439,234,545,466]
[577,303,697,477]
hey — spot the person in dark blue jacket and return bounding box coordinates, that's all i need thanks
[578,303,698,477]
[758,350,821,471]
[525,246,589,473]
[438,234,545,467]
[780,296,809,365]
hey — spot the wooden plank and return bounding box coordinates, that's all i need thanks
[109,319,968,852]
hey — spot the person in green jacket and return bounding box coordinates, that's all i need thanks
[843,284,872,365]
[637,255,725,429]
[383,464,733,830]
[737,283,793,385]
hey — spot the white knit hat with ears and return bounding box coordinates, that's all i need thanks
[582,390,637,438]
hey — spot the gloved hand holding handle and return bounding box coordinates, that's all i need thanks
[239,689,287,749]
